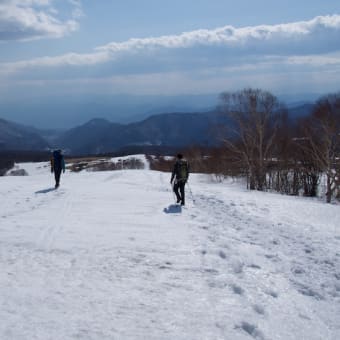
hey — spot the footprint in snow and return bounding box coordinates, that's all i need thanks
[159,265,171,270]
[218,250,227,259]
[248,263,261,270]
[231,284,244,295]
[292,266,305,275]
[159,262,172,270]
[231,260,244,274]
[253,304,265,315]
[294,282,324,300]
[265,253,280,262]
[299,313,311,320]
[265,289,279,298]
[236,322,265,340]
[323,259,335,267]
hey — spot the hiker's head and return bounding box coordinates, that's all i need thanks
[53,149,62,158]
[177,153,183,160]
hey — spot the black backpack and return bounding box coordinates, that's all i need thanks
[53,150,62,168]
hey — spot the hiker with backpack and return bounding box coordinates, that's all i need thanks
[170,153,189,206]
[51,149,66,188]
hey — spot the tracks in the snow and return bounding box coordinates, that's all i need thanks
[37,188,74,251]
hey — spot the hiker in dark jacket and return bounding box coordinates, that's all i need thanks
[51,149,66,188]
[170,153,189,205]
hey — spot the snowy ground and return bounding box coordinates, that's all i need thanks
[0,160,339,340]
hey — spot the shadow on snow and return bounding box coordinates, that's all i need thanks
[35,187,56,194]
[163,204,182,214]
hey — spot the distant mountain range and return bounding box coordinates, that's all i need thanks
[55,111,229,155]
[0,103,314,155]
[0,119,49,151]
[0,94,219,129]
[0,92,321,129]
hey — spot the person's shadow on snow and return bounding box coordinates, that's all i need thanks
[35,187,56,194]
[163,204,182,214]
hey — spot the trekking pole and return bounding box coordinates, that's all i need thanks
[186,181,196,205]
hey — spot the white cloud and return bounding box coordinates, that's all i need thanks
[0,51,110,77]
[285,54,340,66]
[68,0,83,19]
[2,13,339,71]
[0,0,82,41]
[1,13,340,97]
[96,14,340,53]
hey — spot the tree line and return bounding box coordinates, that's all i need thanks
[216,88,339,203]
[150,88,339,203]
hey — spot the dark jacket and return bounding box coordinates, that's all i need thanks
[51,150,65,173]
[171,159,189,183]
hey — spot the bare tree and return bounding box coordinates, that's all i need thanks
[219,88,286,191]
[304,93,340,203]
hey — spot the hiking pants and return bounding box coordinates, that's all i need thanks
[54,168,62,186]
[174,180,186,205]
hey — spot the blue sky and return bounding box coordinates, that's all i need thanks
[1,0,340,102]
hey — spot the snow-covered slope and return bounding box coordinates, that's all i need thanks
[0,163,339,340]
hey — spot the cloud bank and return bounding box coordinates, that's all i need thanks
[0,0,82,41]
[2,14,340,70]
[97,14,340,54]
[1,14,340,95]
